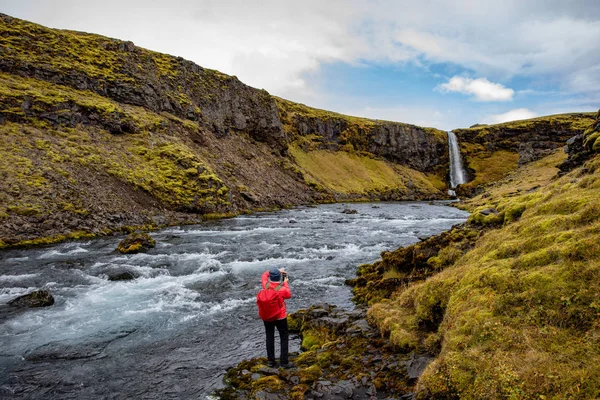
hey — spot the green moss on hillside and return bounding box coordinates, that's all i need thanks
[289,145,445,198]
[367,149,600,399]
[455,112,595,194]
[583,110,600,152]
[464,113,595,139]
[0,69,230,231]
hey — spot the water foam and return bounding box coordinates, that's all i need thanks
[0,273,40,282]
[37,247,89,259]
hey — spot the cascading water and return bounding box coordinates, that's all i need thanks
[447,131,468,196]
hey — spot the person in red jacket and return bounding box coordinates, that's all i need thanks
[260,267,292,368]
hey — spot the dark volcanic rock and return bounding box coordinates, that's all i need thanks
[288,112,448,172]
[117,232,156,254]
[107,271,138,281]
[218,304,416,399]
[341,209,357,214]
[560,110,600,172]
[8,289,54,308]
[454,113,596,167]
[479,208,498,216]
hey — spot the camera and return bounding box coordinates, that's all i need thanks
[281,271,288,280]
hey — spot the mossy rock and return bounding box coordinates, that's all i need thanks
[8,289,54,308]
[117,232,155,254]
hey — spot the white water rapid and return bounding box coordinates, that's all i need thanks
[447,131,468,196]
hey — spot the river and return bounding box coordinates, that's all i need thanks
[0,202,469,399]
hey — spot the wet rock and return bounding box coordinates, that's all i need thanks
[255,391,287,400]
[8,289,54,308]
[310,315,350,332]
[326,256,335,260]
[107,271,138,281]
[117,232,156,254]
[341,209,357,214]
[289,219,298,224]
[346,319,373,336]
[402,353,434,380]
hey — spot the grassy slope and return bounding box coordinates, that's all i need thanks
[289,145,445,198]
[277,97,448,198]
[0,72,227,224]
[455,113,595,193]
[368,148,600,399]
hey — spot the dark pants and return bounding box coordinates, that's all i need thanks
[263,318,289,364]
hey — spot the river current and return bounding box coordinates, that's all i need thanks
[0,202,468,399]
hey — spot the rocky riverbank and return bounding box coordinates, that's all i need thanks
[217,304,428,399]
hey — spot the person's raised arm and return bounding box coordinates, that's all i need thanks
[261,270,270,289]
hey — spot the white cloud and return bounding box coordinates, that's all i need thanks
[438,76,514,101]
[483,108,538,124]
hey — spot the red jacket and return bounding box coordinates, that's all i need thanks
[261,271,291,320]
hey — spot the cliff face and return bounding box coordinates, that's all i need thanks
[453,113,595,195]
[277,98,448,173]
[0,14,450,247]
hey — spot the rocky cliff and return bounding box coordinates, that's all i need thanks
[276,98,448,173]
[0,14,449,247]
[453,112,595,195]
[561,109,600,171]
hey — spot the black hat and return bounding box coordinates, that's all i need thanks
[269,268,281,281]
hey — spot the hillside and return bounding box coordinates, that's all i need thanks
[453,113,595,196]
[0,13,449,247]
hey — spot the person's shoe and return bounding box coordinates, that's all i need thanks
[267,360,278,368]
[280,362,294,369]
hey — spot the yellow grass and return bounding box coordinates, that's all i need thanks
[289,145,443,196]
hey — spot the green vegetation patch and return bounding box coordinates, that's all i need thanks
[367,149,600,399]
[289,145,444,198]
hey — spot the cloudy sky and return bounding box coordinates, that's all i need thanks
[2,0,599,129]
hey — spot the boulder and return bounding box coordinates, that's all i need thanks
[117,232,156,254]
[479,208,499,216]
[8,289,54,308]
[107,271,138,281]
[342,209,357,215]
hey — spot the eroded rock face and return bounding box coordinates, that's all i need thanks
[8,289,54,308]
[117,232,156,254]
[289,113,448,172]
[561,110,600,172]
[454,114,596,166]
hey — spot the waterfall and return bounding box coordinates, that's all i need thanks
[447,131,467,195]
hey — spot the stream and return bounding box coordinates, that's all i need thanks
[0,202,469,399]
